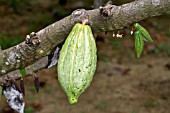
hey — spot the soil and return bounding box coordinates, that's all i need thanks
[0,0,170,113]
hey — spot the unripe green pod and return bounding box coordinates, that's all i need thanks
[134,31,144,58]
[58,23,97,104]
[135,23,153,43]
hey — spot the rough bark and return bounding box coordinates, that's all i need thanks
[0,0,170,85]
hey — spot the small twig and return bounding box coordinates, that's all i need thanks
[0,56,48,85]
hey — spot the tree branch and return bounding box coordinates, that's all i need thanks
[0,0,170,84]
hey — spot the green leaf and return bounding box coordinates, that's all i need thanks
[0,86,2,101]
[20,68,26,78]
[135,23,153,43]
[134,31,144,58]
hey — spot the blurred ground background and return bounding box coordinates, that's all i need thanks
[0,0,170,113]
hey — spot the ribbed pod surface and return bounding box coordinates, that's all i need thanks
[58,23,97,104]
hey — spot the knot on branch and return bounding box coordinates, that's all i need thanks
[70,9,90,25]
[25,32,41,46]
[99,4,113,18]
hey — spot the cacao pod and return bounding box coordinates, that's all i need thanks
[58,23,97,104]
